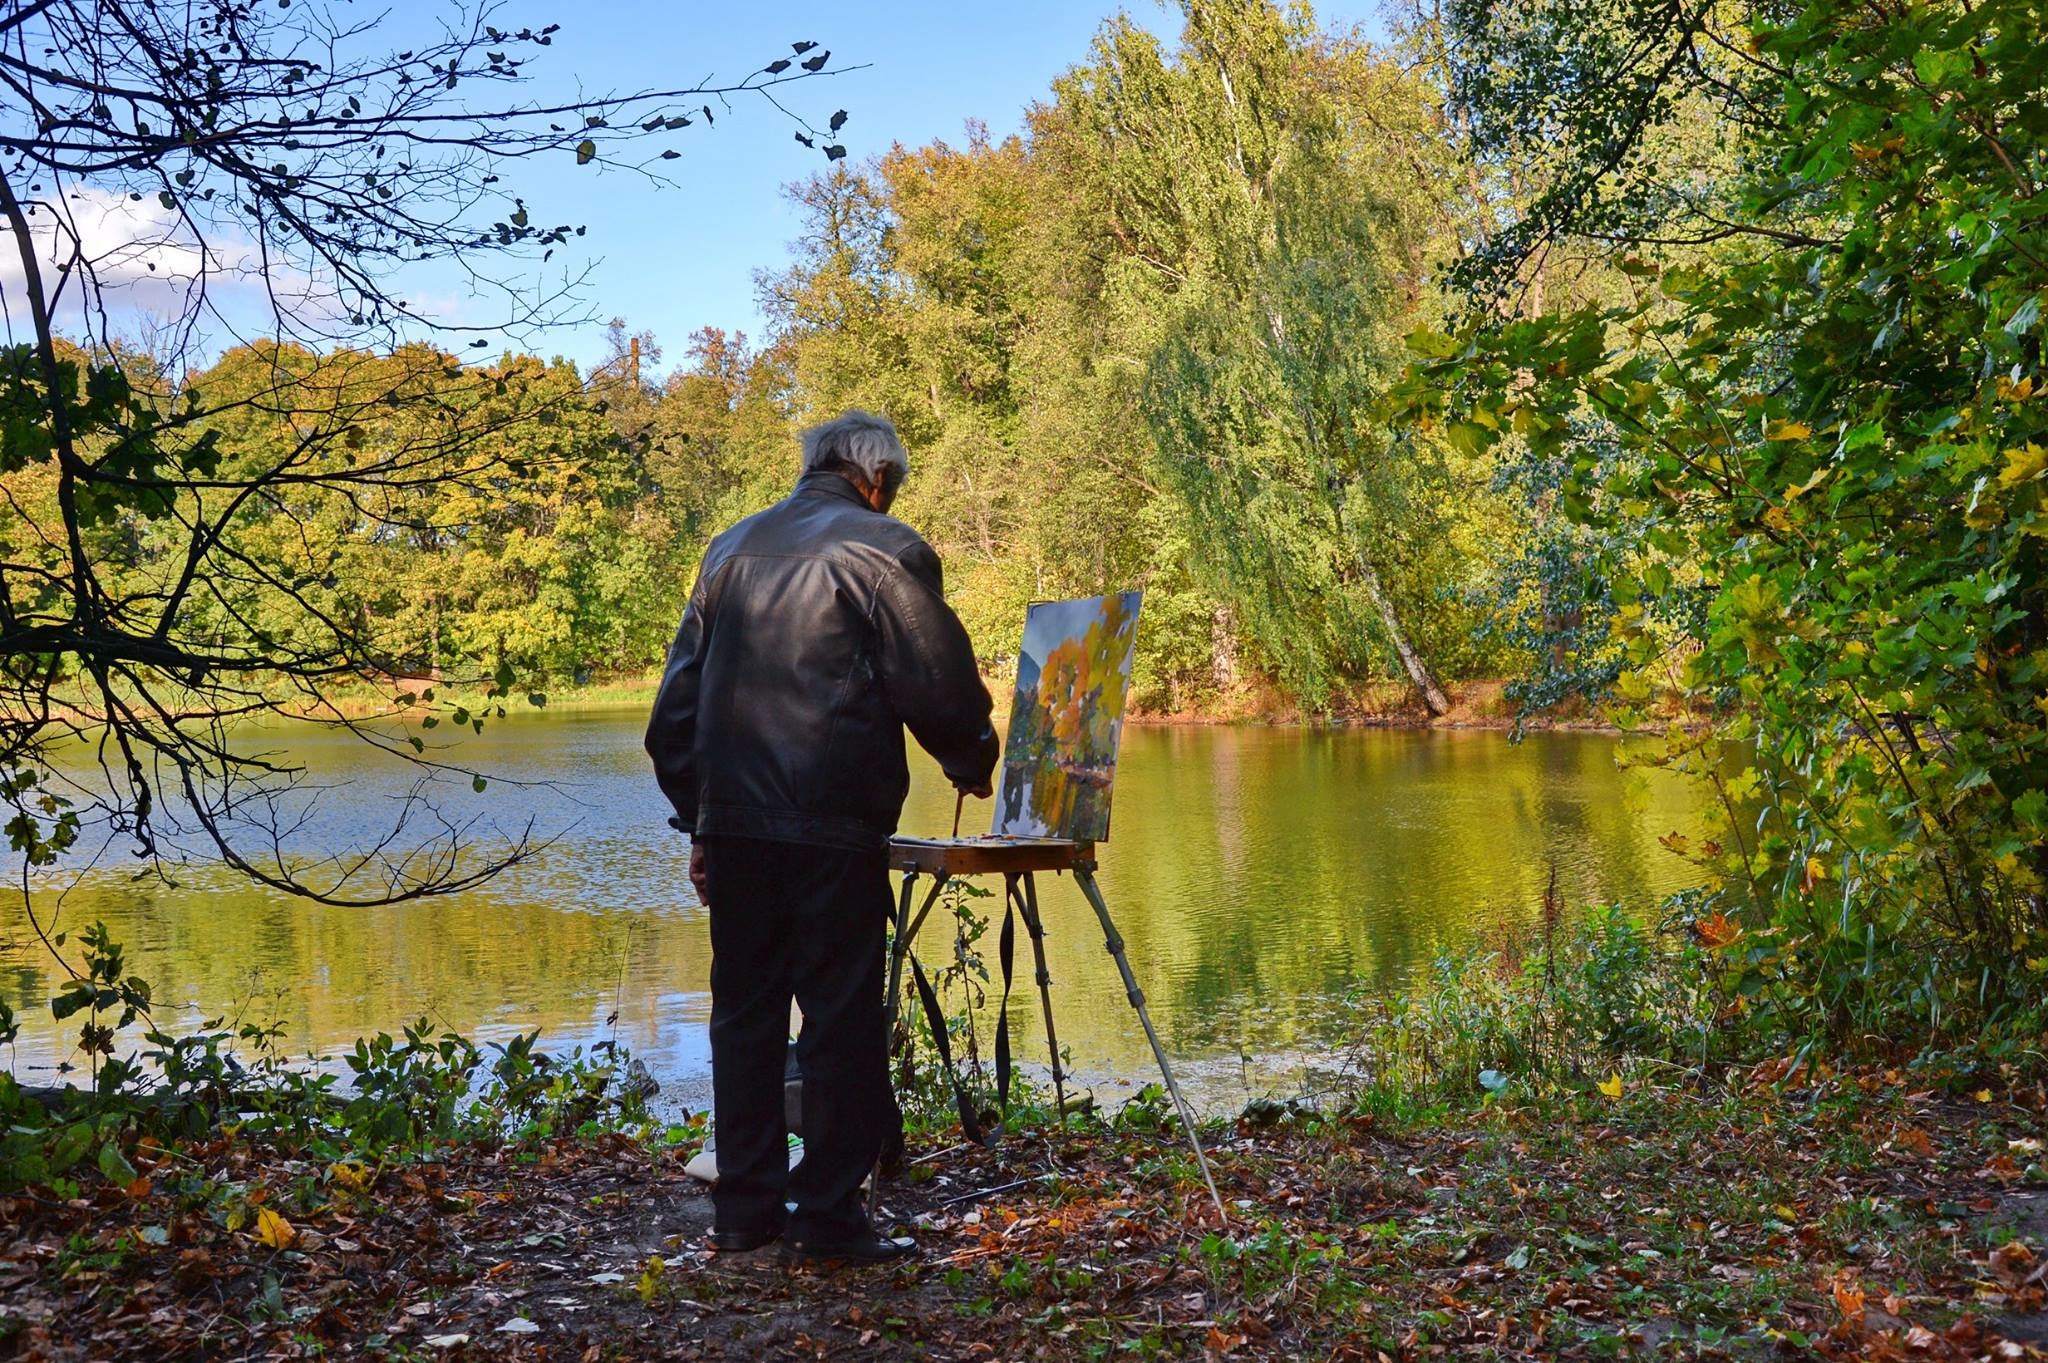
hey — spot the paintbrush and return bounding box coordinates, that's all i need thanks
[951,790,965,839]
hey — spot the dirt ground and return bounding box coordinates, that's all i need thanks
[4,1086,2046,1361]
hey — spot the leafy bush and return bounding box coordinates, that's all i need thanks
[1339,902,1721,1108]
[0,923,675,1193]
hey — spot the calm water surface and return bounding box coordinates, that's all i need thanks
[1,711,1705,1112]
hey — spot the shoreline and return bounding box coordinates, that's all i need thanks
[11,673,1648,736]
[315,674,1634,735]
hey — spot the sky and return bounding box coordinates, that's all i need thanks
[16,1,1381,375]
[410,0,1383,374]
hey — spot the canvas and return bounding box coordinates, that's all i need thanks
[993,591,1142,842]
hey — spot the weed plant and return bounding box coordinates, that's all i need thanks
[1,920,689,1194]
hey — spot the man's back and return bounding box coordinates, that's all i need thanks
[645,469,997,852]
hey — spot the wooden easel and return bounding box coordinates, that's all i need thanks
[880,834,1225,1219]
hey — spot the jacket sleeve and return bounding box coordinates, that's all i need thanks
[875,540,1000,791]
[644,570,710,830]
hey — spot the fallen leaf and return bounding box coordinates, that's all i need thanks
[497,1317,539,1334]
[1597,1073,1624,1100]
[422,1335,470,1348]
[1892,1127,1936,1158]
[254,1207,297,1250]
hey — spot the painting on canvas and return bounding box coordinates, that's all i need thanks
[993,592,1142,842]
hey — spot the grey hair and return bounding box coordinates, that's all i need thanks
[800,410,909,492]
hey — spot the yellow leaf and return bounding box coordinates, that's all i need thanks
[1998,443,2048,489]
[1784,466,1832,500]
[1974,1089,1994,1103]
[635,1254,666,1306]
[327,1161,373,1194]
[1597,1073,1624,1099]
[254,1207,297,1250]
[1765,419,1812,441]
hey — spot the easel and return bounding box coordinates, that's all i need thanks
[879,833,1225,1220]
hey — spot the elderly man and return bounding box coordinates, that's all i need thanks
[646,410,998,1266]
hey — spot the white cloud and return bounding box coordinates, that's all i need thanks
[0,184,316,347]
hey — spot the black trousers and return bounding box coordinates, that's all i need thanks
[701,835,894,1239]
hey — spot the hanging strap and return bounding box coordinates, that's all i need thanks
[909,953,986,1146]
[993,882,1017,1119]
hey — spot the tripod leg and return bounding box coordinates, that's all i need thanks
[883,871,918,1063]
[1073,866,1226,1222]
[872,870,918,1219]
[1016,872,1069,1124]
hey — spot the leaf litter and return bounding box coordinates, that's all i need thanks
[1,1071,2045,1360]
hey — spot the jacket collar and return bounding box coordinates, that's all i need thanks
[794,469,871,507]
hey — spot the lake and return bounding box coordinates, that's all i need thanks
[0,711,1706,1113]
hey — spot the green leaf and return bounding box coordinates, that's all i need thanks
[98,1141,138,1186]
[48,1123,92,1173]
[575,139,597,166]
[1404,328,1461,360]
[1444,421,1493,458]
[2005,293,2041,336]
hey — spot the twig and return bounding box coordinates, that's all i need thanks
[937,1174,1047,1207]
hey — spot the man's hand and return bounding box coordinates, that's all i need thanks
[954,778,994,800]
[689,841,710,907]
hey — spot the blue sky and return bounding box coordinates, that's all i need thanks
[43,3,1382,369]
[429,0,1381,373]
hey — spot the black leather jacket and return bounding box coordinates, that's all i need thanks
[644,471,999,852]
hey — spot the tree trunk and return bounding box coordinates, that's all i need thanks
[1210,604,1240,695]
[1353,550,1451,716]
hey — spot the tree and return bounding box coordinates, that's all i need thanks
[0,0,852,920]
[1398,0,2048,1044]
[1067,2,1464,711]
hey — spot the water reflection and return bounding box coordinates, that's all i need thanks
[1,713,1704,1112]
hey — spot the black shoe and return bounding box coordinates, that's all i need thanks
[710,1224,783,1253]
[780,1229,917,1269]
